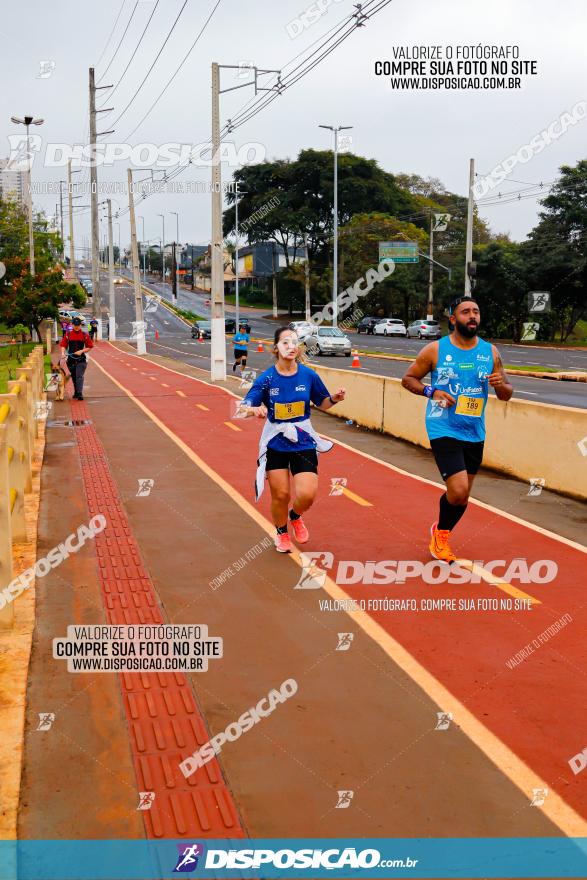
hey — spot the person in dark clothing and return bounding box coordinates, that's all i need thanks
[59,317,93,400]
[89,318,98,341]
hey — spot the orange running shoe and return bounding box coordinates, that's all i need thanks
[275,531,293,553]
[429,521,456,564]
[290,516,309,544]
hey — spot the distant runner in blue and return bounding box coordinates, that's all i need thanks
[238,326,346,553]
[232,323,250,373]
[402,296,513,564]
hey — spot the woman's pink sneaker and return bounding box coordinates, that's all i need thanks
[290,517,309,544]
[274,532,293,553]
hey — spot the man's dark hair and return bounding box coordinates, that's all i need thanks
[449,296,479,315]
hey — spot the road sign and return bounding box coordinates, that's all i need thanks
[379,241,419,263]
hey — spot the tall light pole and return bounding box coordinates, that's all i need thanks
[67,160,81,276]
[107,199,115,340]
[464,158,475,297]
[318,124,352,328]
[137,215,146,282]
[10,116,44,276]
[128,169,146,355]
[210,61,281,381]
[157,213,165,292]
[170,211,179,298]
[234,183,248,329]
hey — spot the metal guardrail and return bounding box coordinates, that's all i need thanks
[0,346,45,628]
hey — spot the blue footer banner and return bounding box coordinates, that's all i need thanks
[1,839,587,879]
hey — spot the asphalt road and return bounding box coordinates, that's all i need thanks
[100,275,587,410]
[113,269,587,373]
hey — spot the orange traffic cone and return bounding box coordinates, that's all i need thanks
[155,329,159,340]
[257,340,264,352]
[351,350,361,369]
[199,332,204,344]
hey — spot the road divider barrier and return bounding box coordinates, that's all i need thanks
[312,364,587,500]
[0,346,45,628]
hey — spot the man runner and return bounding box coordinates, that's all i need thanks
[402,297,513,563]
[59,316,93,400]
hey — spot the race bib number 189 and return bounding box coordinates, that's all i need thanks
[455,395,484,417]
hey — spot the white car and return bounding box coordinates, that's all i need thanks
[289,321,315,338]
[303,327,352,357]
[373,318,407,337]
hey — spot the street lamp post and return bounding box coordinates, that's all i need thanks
[318,124,352,328]
[137,215,146,282]
[10,115,44,276]
[157,213,165,292]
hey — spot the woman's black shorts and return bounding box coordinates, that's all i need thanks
[266,448,318,475]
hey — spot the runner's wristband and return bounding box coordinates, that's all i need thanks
[329,395,338,405]
[423,385,435,399]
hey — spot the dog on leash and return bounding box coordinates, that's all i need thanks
[49,361,70,401]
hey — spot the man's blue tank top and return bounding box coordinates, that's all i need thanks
[425,335,494,442]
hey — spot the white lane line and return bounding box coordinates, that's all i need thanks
[514,390,539,396]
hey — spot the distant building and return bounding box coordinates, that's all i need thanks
[236,242,304,279]
[0,159,25,205]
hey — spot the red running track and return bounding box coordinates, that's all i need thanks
[91,343,587,823]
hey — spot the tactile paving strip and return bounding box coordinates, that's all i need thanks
[70,399,245,839]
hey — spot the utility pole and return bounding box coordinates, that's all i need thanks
[427,209,434,320]
[67,160,75,275]
[209,60,281,380]
[464,157,475,297]
[107,199,115,340]
[128,169,146,355]
[89,68,100,317]
[210,61,225,380]
[235,191,240,328]
[303,233,311,321]
[318,124,353,327]
[89,67,113,318]
[59,182,65,260]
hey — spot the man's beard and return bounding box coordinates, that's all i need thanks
[454,318,479,339]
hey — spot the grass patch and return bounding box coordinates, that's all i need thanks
[0,343,49,394]
[504,363,561,373]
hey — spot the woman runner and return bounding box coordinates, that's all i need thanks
[232,322,250,373]
[238,326,346,552]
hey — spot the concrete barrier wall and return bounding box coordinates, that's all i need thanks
[312,363,587,499]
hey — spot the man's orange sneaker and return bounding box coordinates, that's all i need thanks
[429,521,456,564]
[275,532,293,553]
[290,516,309,544]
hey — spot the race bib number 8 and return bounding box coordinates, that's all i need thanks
[455,395,484,417]
[274,400,305,420]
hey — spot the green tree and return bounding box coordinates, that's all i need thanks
[223,150,421,265]
[521,160,587,341]
[0,198,84,337]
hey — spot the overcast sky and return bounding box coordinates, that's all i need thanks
[2,0,586,255]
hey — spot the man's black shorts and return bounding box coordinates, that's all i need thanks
[430,436,485,480]
[266,448,318,475]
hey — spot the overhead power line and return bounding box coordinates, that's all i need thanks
[98,0,140,84]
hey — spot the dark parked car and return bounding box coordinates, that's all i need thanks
[357,316,383,334]
[225,318,251,334]
[191,320,211,339]
[192,319,250,338]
